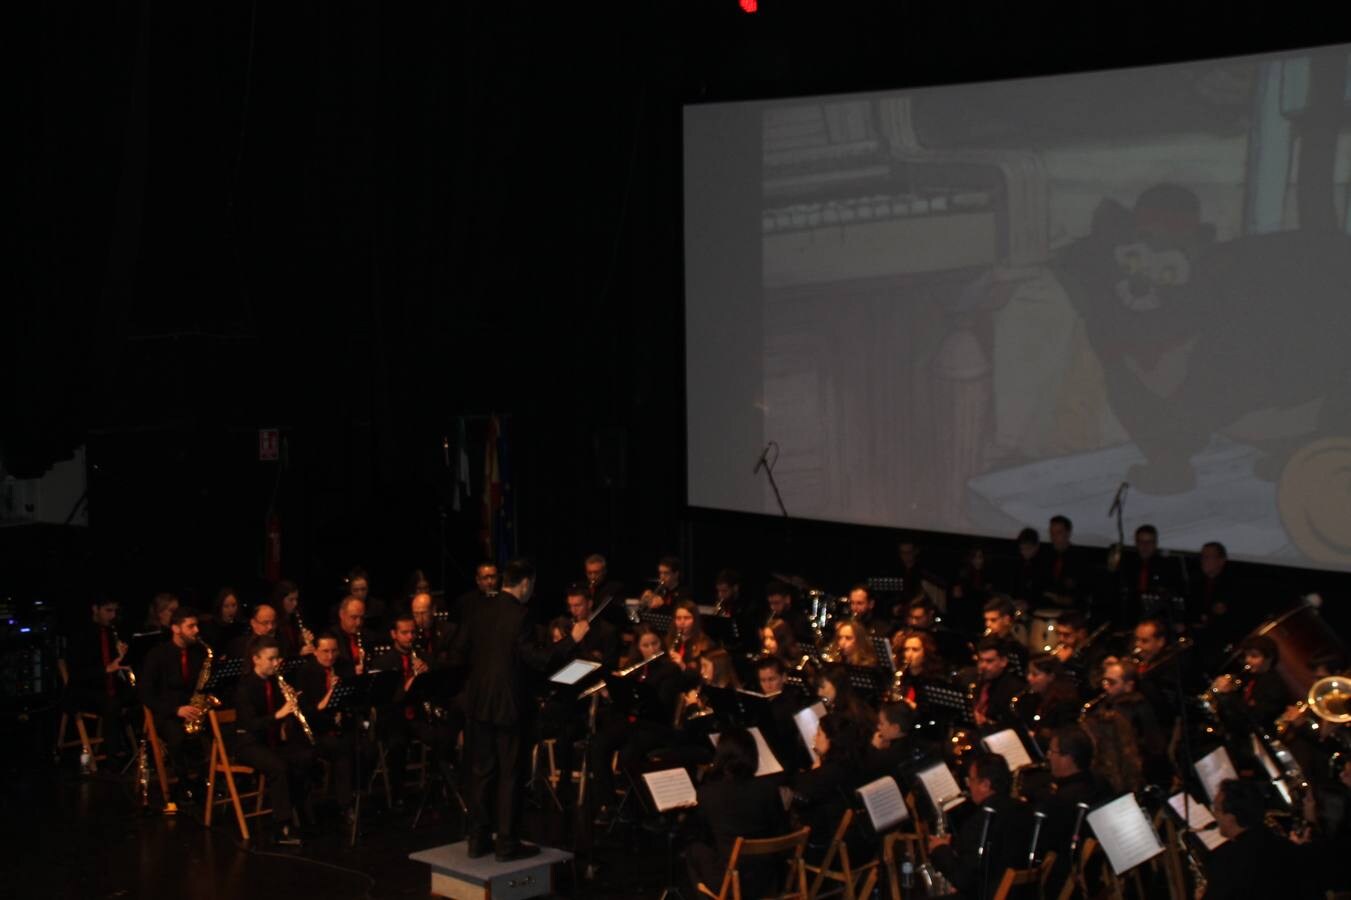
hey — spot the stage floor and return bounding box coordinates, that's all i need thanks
[9,760,683,899]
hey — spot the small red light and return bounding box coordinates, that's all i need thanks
[740,0,757,12]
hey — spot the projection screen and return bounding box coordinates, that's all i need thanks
[684,44,1351,571]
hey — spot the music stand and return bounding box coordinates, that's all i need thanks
[638,610,674,635]
[914,678,973,725]
[203,656,245,697]
[701,615,740,650]
[845,664,888,705]
[871,636,896,674]
[338,669,403,844]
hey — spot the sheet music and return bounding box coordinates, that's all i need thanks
[1249,734,1282,782]
[981,728,1033,771]
[737,688,780,699]
[642,768,698,812]
[1168,793,1228,852]
[915,763,966,811]
[1087,794,1165,875]
[1194,747,1238,803]
[549,659,602,685]
[857,776,909,832]
[793,706,821,766]
[709,729,784,777]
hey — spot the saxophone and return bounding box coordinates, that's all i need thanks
[137,738,150,807]
[183,644,220,735]
[276,673,315,744]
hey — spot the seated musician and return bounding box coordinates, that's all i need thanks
[908,596,975,669]
[666,599,713,672]
[760,619,809,674]
[583,553,628,629]
[233,636,313,845]
[866,700,939,778]
[1212,635,1289,736]
[1290,753,1351,895]
[373,613,462,807]
[785,712,872,863]
[139,606,209,805]
[685,726,785,898]
[1040,725,1113,894]
[1007,527,1045,607]
[273,580,313,659]
[1132,616,1189,737]
[816,664,876,731]
[947,545,991,636]
[928,752,1036,900]
[982,597,1028,678]
[972,637,1026,732]
[642,555,693,610]
[410,590,453,664]
[1203,778,1302,899]
[143,592,180,642]
[847,585,892,639]
[828,618,878,668]
[1021,655,1082,744]
[671,650,740,749]
[591,625,684,826]
[566,584,621,669]
[765,580,815,648]
[1041,515,1084,608]
[226,603,278,661]
[295,633,359,823]
[201,587,245,651]
[755,656,811,771]
[333,596,379,678]
[1094,659,1164,790]
[1117,525,1184,623]
[893,628,948,685]
[64,595,138,763]
[343,565,387,634]
[1048,610,1099,693]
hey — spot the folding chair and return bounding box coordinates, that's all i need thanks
[204,708,271,840]
[696,826,811,900]
[141,707,175,808]
[993,851,1057,900]
[54,660,107,770]
[881,830,928,900]
[805,809,881,900]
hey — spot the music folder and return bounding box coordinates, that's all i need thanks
[981,728,1033,772]
[793,705,823,767]
[1086,794,1165,875]
[550,659,602,685]
[1167,793,1228,851]
[915,763,966,813]
[642,767,698,812]
[1194,746,1238,804]
[709,727,784,777]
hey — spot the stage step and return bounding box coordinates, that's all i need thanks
[408,842,573,899]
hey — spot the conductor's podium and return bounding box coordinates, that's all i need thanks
[409,842,573,900]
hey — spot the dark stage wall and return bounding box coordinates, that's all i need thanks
[10,2,1351,625]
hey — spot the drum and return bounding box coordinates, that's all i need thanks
[1027,607,1064,653]
[1223,603,1349,702]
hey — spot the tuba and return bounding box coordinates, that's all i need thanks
[183,644,220,735]
[1308,675,1351,723]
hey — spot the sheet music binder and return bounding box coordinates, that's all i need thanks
[856,776,910,832]
[1086,794,1165,875]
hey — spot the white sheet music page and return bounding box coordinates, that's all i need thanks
[1194,747,1238,803]
[642,768,698,812]
[857,776,909,831]
[793,706,821,767]
[916,763,965,811]
[981,729,1033,771]
[1087,794,1164,875]
[1168,793,1228,851]
[549,659,601,685]
[748,726,784,776]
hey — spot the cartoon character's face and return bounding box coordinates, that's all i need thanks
[1112,242,1192,311]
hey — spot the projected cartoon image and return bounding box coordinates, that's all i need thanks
[688,45,1351,568]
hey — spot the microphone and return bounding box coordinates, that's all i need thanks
[1068,801,1090,859]
[753,443,771,474]
[1028,810,1047,867]
[977,805,996,861]
[1107,482,1129,517]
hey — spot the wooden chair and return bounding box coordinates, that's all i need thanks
[881,830,927,900]
[994,851,1056,900]
[204,708,270,839]
[696,827,812,900]
[141,707,175,808]
[1056,839,1123,900]
[54,660,107,770]
[805,809,881,900]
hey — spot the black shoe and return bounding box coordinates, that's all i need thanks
[272,824,303,847]
[466,830,492,859]
[495,842,540,862]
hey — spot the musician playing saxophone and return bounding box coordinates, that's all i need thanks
[139,606,209,806]
[234,636,312,845]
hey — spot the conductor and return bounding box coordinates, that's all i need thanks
[449,558,587,861]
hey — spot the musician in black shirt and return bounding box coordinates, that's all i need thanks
[139,606,209,803]
[225,603,277,662]
[233,636,312,845]
[1213,635,1290,737]
[333,596,378,678]
[929,752,1036,900]
[972,637,1026,732]
[373,614,460,807]
[294,634,357,819]
[64,597,137,761]
[847,585,893,639]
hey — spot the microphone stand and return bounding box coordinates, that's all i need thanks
[753,441,791,551]
[978,805,996,900]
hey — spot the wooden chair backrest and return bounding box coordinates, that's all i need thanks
[713,827,811,900]
[994,851,1057,900]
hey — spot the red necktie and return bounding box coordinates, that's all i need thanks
[264,680,278,746]
[100,629,116,697]
[1138,562,1150,593]
[976,683,991,718]
[1243,680,1256,705]
[326,669,336,692]
[180,649,189,682]
[349,635,359,663]
[402,654,415,720]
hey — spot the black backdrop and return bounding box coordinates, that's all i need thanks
[10,1,1351,628]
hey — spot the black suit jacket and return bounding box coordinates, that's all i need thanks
[294,657,343,734]
[574,618,621,669]
[234,671,299,748]
[1202,825,1303,900]
[139,641,207,721]
[66,623,120,694]
[931,794,1037,900]
[694,775,785,896]
[976,669,1027,731]
[334,628,381,678]
[446,591,576,726]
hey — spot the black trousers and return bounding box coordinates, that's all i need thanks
[234,741,313,823]
[67,684,136,756]
[313,732,357,808]
[382,715,460,797]
[153,716,207,786]
[464,718,523,846]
